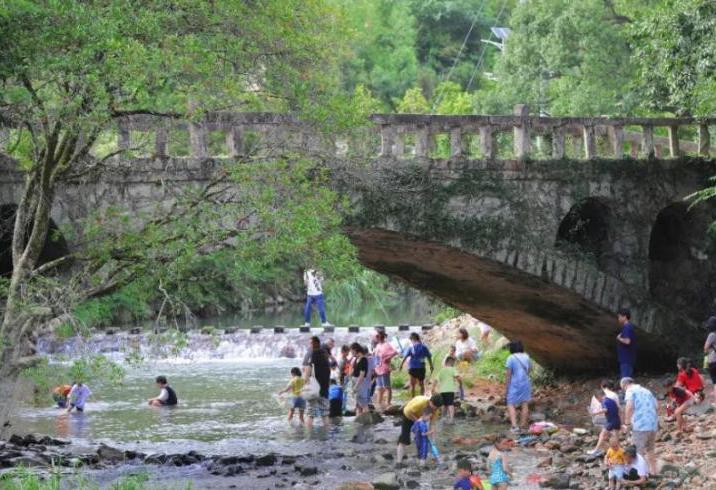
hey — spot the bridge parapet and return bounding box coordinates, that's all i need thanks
[106,106,716,162]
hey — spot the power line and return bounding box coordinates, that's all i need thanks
[466,0,509,92]
[431,0,486,111]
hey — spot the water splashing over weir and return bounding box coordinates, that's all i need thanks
[36,325,431,363]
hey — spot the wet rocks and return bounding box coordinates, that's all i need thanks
[540,472,571,489]
[372,472,400,490]
[355,411,384,425]
[97,443,125,462]
[295,463,318,476]
[255,453,278,466]
[336,483,375,490]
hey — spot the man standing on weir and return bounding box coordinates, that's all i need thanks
[303,268,331,327]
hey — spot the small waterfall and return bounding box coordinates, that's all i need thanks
[36,326,424,362]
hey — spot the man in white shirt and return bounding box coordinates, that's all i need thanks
[454,328,479,361]
[621,445,649,487]
[303,269,331,327]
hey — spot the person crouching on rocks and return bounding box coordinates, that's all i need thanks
[148,375,178,407]
[664,379,693,433]
[396,394,443,466]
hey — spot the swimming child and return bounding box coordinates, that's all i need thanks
[454,459,484,489]
[411,408,434,467]
[664,379,693,433]
[148,375,178,407]
[278,367,305,424]
[488,443,511,489]
[66,381,91,413]
[437,356,461,422]
[604,435,626,490]
[328,378,343,417]
[52,384,72,408]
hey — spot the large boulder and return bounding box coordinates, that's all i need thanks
[355,411,384,425]
[97,443,125,462]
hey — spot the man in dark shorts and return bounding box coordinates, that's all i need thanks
[396,394,443,465]
[399,333,434,397]
[148,376,178,407]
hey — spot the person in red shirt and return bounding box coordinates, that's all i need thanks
[675,357,704,403]
[664,379,693,433]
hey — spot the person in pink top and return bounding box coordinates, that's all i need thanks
[373,331,398,408]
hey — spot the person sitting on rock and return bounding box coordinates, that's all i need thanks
[148,375,178,407]
[455,328,479,362]
[621,445,648,487]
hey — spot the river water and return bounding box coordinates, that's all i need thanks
[8,301,545,489]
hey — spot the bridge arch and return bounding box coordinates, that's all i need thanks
[648,202,713,319]
[0,204,70,276]
[556,198,612,268]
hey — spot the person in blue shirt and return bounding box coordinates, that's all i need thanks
[399,333,434,397]
[328,378,343,418]
[616,308,636,378]
[588,389,621,457]
[410,408,433,467]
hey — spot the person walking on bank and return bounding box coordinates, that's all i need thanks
[621,377,658,476]
[703,316,716,406]
[303,268,331,327]
[616,308,636,378]
[505,340,531,433]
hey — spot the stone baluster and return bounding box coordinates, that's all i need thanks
[479,126,496,159]
[699,124,710,156]
[449,127,464,158]
[609,125,624,158]
[629,140,639,158]
[189,121,208,158]
[583,125,596,159]
[155,126,168,157]
[415,126,434,157]
[641,125,654,158]
[667,125,680,157]
[513,104,530,159]
[552,126,565,159]
[380,125,396,157]
[393,131,405,157]
[118,121,130,151]
[226,126,243,157]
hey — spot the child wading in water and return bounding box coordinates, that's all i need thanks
[411,408,435,467]
[488,443,511,489]
[604,435,626,490]
[437,356,461,422]
[278,367,305,424]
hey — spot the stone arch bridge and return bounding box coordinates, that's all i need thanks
[1,106,715,372]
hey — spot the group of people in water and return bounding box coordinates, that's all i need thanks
[53,376,178,412]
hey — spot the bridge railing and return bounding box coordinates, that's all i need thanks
[109,105,715,161]
[372,105,716,160]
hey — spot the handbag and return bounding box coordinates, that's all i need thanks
[300,376,321,401]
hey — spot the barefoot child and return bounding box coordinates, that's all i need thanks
[278,367,305,424]
[589,389,621,456]
[488,443,512,489]
[676,357,704,403]
[437,356,461,422]
[604,435,626,490]
[411,408,434,467]
[664,379,693,433]
[454,459,484,489]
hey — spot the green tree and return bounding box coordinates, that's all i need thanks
[339,0,418,106]
[0,0,348,377]
[396,87,430,114]
[631,0,716,115]
[489,0,637,115]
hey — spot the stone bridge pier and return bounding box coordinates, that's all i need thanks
[1,107,715,372]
